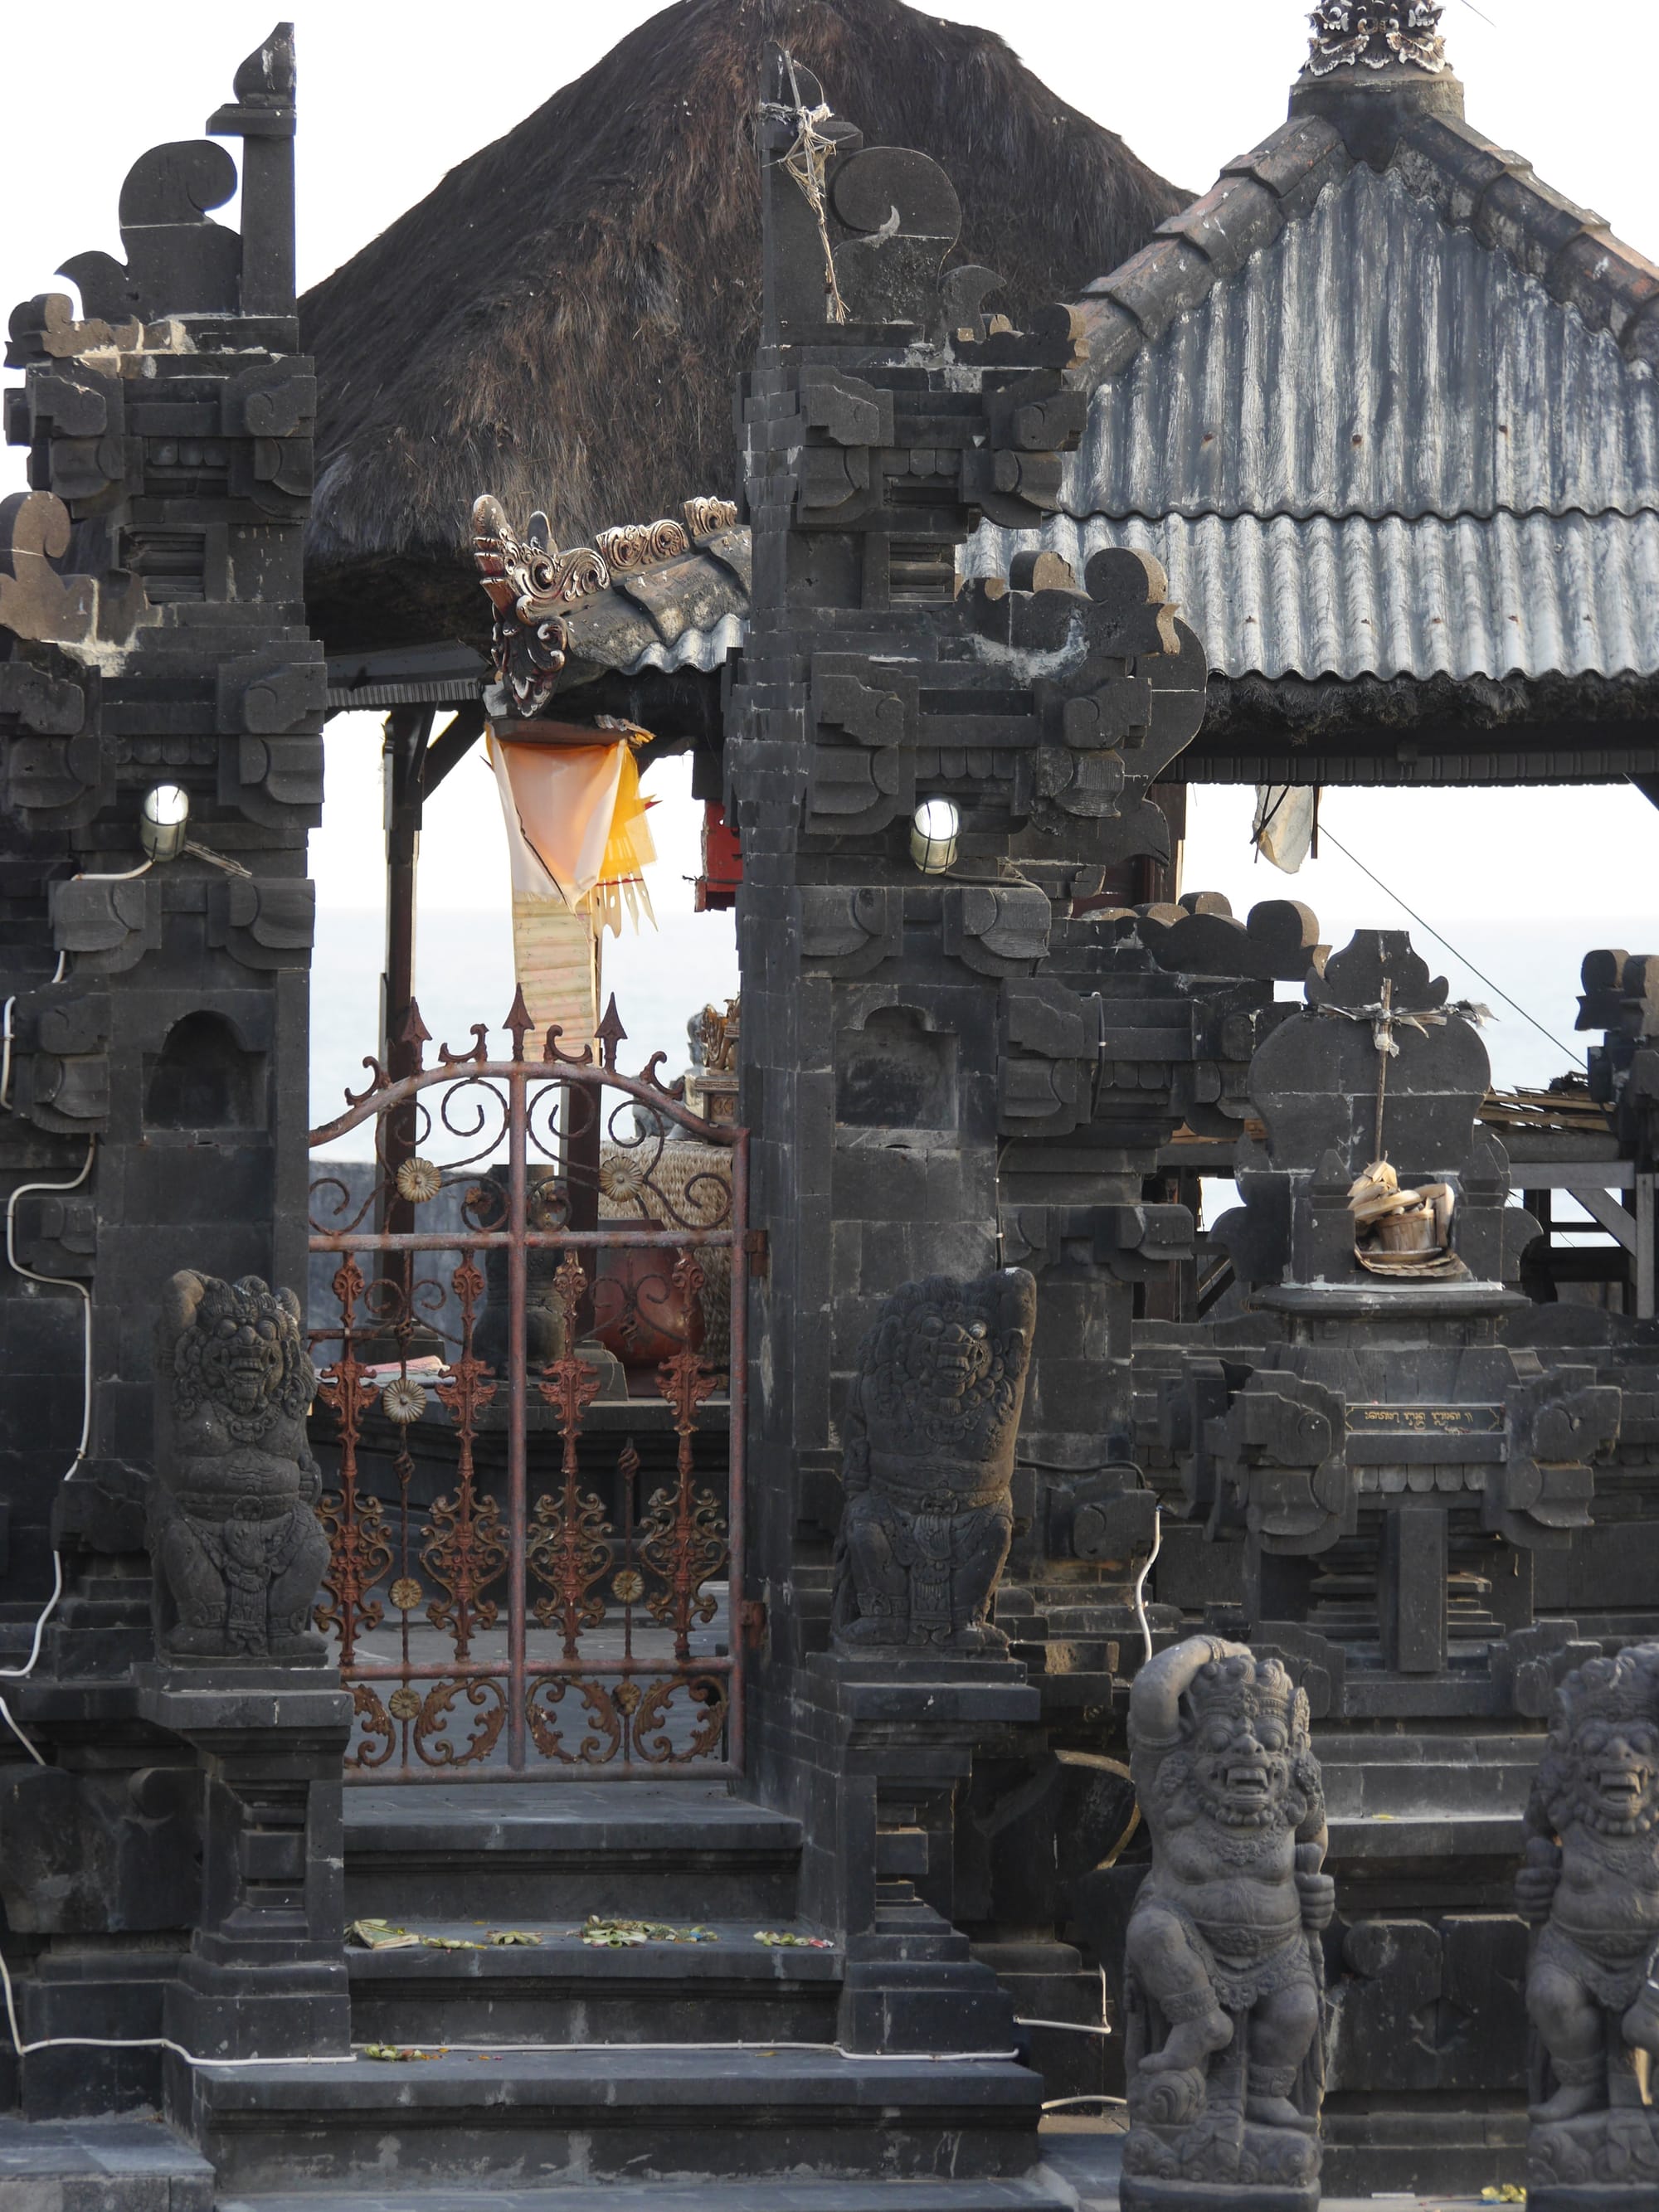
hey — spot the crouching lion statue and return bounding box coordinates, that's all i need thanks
[149,1270,328,1663]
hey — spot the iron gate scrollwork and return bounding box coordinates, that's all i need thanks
[306,994,747,1780]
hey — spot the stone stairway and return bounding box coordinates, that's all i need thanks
[173,1784,1058,2210]
[1315,1725,1541,1860]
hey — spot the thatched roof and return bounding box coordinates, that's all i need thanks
[300,0,1185,656]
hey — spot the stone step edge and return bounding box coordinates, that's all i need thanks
[344,1919,840,1976]
[214,2184,1072,2212]
[184,2049,1043,2115]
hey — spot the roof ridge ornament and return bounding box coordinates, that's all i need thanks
[1303,0,1449,77]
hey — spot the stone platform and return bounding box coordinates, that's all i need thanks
[0,2116,213,2210]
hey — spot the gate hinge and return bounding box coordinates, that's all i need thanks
[742,1228,769,1277]
[739,1597,768,1648]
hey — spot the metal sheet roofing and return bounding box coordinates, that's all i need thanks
[961,510,1659,682]
[621,612,747,677]
[1057,163,1659,526]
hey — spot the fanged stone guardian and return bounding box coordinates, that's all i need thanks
[1122,1637,1331,2212]
[150,1268,328,1662]
[1522,1643,1659,2209]
[831,1266,1036,1655]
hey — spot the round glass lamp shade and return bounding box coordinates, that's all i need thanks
[909,796,960,874]
[139,782,190,863]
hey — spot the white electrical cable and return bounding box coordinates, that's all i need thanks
[72,858,153,884]
[0,1140,96,1771]
[1015,2016,1112,2036]
[1132,1504,1163,1665]
[1,951,69,1115]
[0,1930,1020,2069]
[1041,2093,1128,2111]
[0,1700,45,1767]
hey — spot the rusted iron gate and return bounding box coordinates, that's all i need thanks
[306,995,747,1781]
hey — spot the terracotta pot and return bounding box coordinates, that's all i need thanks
[593,1246,704,1370]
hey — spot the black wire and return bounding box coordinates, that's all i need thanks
[1313,823,1579,1062]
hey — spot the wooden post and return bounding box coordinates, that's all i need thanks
[379,707,434,1257]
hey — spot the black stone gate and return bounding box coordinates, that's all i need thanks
[304,994,747,1781]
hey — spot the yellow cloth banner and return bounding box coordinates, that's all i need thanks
[487,730,658,1053]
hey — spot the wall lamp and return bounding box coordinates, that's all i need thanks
[137,782,251,878]
[909,796,960,875]
[139,782,191,863]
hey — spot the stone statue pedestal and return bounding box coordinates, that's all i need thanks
[134,1665,352,2064]
[1529,2109,1659,2212]
[800,1653,1039,2057]
[1121,2027,1321,2212]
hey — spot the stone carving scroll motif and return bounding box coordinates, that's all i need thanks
[1521,1643,1659,2208]
[472,493,609,717]
[149,1269,329,1663]
[1122,1637,1331,2212]
[831,1267,1036,1655]
[1304,0,1448,76]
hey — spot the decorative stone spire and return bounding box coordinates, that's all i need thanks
[1303,0,1448,76]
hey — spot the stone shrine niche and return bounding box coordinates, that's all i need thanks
[835,1004,957,1128]
[143,1011,265,1130]
[1152,928,1619,1689]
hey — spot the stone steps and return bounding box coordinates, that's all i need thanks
[0,2115,216,2212]
[1325,1808,1525,1859]
[1311,1730,1541,1858]
[177,2049,1044,2195]
[342,1784,802,1923]
[346,1918,841,2045]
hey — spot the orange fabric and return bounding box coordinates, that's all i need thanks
[489,732,657,938]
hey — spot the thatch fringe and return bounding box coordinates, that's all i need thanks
[301,0,1184,653]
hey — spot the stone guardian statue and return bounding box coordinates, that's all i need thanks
[1122,1636,1331,2211]
[830,1266,1036,1655]
[149,1270,329,1663]
[1521,1644,1659,2207]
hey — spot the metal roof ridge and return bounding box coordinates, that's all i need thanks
[1037,499,1659,531]
[1065,100,1659,394]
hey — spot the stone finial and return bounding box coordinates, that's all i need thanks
[149,1270,328,1663]
[1303,0,1449,77]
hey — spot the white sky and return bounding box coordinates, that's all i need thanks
[2,0,1657,1107]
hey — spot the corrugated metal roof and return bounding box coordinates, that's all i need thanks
[1058,163,1659,525]
[962,511,1659,682]
[622,612,746,677]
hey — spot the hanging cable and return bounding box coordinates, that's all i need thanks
[0,1140,96,1767]
[1312,822,1577,1061]
[1,952,68,1115]
[1132,1505,1163,1666]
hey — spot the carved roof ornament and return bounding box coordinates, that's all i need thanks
[682,496,738,538]
[472,493,607,717]
[1303,0,1448,75]
[596,518,688,572]
[472,490,744,718]
[473,493,610,624]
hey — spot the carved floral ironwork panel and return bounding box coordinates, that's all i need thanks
[306,994,746,1780]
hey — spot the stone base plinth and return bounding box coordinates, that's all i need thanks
[1121,2175,1319,2212]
